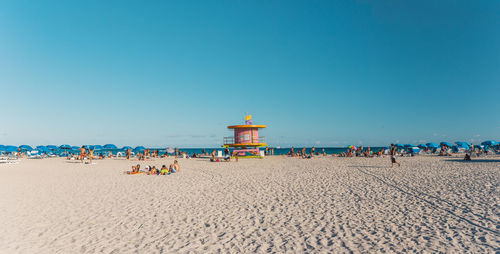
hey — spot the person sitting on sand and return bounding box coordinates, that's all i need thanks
[169,160,180,173]
[149,166,158,175]
[126,164,141,174]
[160,165,169,175]
[464,153,471,161]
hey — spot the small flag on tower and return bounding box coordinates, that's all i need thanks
[245,114,252,124]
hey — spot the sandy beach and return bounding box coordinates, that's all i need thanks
[0,155,498,253]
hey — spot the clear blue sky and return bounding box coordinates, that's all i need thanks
[0,1,498,147]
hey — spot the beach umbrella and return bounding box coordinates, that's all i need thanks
[481,140,498,146]
[395,144,404,148]
[440,142,452,147]
[134,146,146,151]
[46,145,58,151]
[4,145,19,152]
[0,145,4,151]
[19,145,33,151]
[426,142,439,148]
[166,147,174,154]
[418,144,427,149]
[103,144,118,149]
[36,146,49,152]
[404,144,415,147]
[121,146,133,150]
[347,145,357,150]
[59,144,71,149]
[455,142,470,149]
[71,146,80,150]
[409,147,420,153]
[86,145,103,150]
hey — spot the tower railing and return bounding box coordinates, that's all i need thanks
[223,136,265,145]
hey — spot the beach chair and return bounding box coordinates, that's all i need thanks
[27,150,43,159]
[0,155,20,164]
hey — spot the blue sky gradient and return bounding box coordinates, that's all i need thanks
[0,1,498,147]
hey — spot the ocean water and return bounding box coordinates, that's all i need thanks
[61,147,386,156]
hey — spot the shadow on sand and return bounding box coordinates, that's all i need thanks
[445,159,500,163]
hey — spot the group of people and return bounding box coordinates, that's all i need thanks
[78,146,95,163]
[127,160,180,175]
[287,146,385,159]
[285,145,401,167]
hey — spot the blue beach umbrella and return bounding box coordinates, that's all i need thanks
[395,144,404,148]
[4,145,19,152]
[19,145,33,151]
[418,144,427,149]
[455,142,470,149]
[426,143,439,148]
[134,146,146,151]
[121,146,133,150]
[409,147,420,153]
[440,142,452,147]
[481,140,498,146]
[46,145,58,151]
[36,146,49,152]
[87,145,103,150]
[0,145,4,151]
[59,144,71,149]
[103,144,118,149]
[404,144,415,147]
[71,146,80,150]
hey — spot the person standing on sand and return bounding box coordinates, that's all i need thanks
[80,146,86,163]
[126,148,131,160]
[390,144,400,168]
[290,147,294,156]
[88,147,95,164]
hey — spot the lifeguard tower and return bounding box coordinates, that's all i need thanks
[223,115,267,157]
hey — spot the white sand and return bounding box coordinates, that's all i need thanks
[0,155,499,253]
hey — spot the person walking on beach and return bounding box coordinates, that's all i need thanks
[126,148,131,160]
[390,144,400,168]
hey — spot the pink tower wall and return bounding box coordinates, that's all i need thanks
[234,128,259,143]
